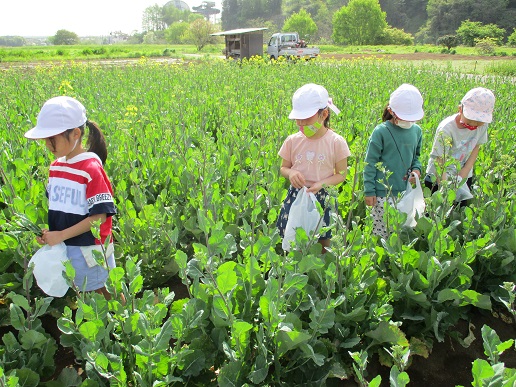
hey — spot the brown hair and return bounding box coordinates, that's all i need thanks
[382,105,394,121]
[319,107,330,127]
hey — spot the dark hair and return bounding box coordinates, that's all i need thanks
[59,120,107,164]
[382,105,394,121]
[319,107,330,127]
[85,121,107,164]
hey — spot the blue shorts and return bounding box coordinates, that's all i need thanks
[67,246,116,292]
[276,186,332,240]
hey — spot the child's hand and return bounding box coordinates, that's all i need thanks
[36,229,48,245]
[289,170,306,189]
[307,182,322,194]
[365,196,377,206]
[408,170,421,184]
[40,230,64,246]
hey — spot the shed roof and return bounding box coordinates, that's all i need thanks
[211,27,268,36]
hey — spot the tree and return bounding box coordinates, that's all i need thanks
[456,20,506,46]
[282,9,318,41]
[313,3,333,42]
[221,0,242,30]
[50,30,79,45]
[165,22,190,44]
[284,0,323,17]
[332,0,388,45]
[142,5,166,32]
[436,34,458,49]
[508,28,516,46]
[0,36,26,47]
[424,0,509,42]
[182,18,217,51]
[379,0,428,34]
[376,26,414,45]
[162,3,191,27]
[222,0,282,30]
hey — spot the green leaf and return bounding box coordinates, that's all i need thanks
[41,367,82,387]
[389,365,410,387]
[154,319,173,351]
[9,303,26,331]
[8,293,30,312]
[216,261,238,294]
[176,250,188,271]
[129,274,143,294]
[212,295,231,326]
[437,288,461,303]
[277,329,311,356]
[472,359,494,385]
[13,368,40,387]
[19,329,48,350]
[179,349,205,377]
[282,273,308,296]
[217,360,243,387]
[79,320,105,342]
[248,354,268,384]
[300,342,325,366]
[461,290,492,310]
[365,322,409,346]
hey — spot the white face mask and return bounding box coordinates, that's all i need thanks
[71,138,79,152]
[396,120,415,129]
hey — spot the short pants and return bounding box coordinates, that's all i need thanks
[67,246,116,292]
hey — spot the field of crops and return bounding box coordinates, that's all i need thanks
[1,57,515,386]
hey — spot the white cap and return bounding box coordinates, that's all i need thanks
[461,87,495,123]
[29,243,69,297]
[389,84,424,121]
[289,83,340,120]
[25,96,87,139]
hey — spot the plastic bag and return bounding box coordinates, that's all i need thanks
[28,243,69,297]
[282,187,322,251]
[454,176,473,202]
[396,173,426,227]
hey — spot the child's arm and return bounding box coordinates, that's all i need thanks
[458,144,480,179]
[39,214,107,246]
[280,159,306,189]
[307,158,347,194]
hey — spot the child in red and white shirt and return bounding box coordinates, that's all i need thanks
[25,96,117,298]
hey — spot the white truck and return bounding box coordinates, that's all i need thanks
[266,32,320,60]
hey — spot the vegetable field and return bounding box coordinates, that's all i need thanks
[1,57,515,386]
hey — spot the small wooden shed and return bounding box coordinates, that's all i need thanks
[211,27,268,59]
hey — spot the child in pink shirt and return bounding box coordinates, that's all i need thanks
[277,83,351,251]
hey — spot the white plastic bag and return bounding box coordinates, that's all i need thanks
[282,187,322,251]
[454,176,473,202]
[396,173,425,227]
[29,243,69,297]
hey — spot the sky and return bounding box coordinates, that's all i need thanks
[0,0,222,37]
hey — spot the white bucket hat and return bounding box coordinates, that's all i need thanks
[289,83,340,120]
[389,84,424,121]
[461,87,495,123]
[25,96,87,139]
